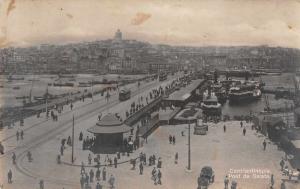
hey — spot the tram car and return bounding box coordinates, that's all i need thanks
[119,88,131,101]
[159,73,167,81]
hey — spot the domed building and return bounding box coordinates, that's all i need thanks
[114,29,122,42]
[88,113,131,153]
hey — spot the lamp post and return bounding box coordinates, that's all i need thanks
[71,115,75,163]
[91,80,94,102]
[176,108,196,172]
[188,119,191,170]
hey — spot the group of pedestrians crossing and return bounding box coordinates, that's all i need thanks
[80,163,117,189]
[168,135,176,145]
[16,130,24,141]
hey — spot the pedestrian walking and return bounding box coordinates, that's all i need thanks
[7,169,12,183]
[243,127,246,136]
[270,174,274,188]
[80,175,85,189]
[108,174,115,189]
[224,175,229,189]
[20,130,24,140]
[79,132,83,141]
[60,145,64,156]
[175,152,178,164]
[0,142,4,154]
[89,169,94,183]
[231,180,237,189]
[70,103,73,110]
[172,135,176,145]
[27,151,32,162]
[12,152,16,164]
[169,135,172,144]
[280,158,285,171]
[88,154,92,165]
[240,121,243,128]
[263,140,267,151]
[96,168,101,181]
[81,162,85,174]
[57,154,61,164]
[280,180,286,189]
[102,167,106,181]
[96,182,102,189]
[16,131,19,141]
[181,131,185,136]
[152,155,156,165]
[67,136,72,146]
[39,179,44,189]
[223,125,226,133]
[85,173,89,185]
[157,169,162,185]
[143,153,147,165]
[151,167,157,185]
[157,157,162,168]
[114,157,118,168]
[139,162,143,175]
[131,158,136,170]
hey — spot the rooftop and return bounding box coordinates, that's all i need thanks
[166,79,204,102]
[87,113,131,134]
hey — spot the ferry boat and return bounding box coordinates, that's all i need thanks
[211,83,227,104]
[201,90,222,115]
[228,84,262,103]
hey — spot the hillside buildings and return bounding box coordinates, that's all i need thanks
[0,30,299,74]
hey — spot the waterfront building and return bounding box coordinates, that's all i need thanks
[87,113,131,153]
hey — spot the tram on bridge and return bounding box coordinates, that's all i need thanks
[159,73,167,81]
[119,88,131,101]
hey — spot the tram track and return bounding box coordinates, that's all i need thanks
[0,80,158,157]
[12,78,177,186]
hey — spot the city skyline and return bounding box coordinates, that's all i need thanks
[0,0,300,48]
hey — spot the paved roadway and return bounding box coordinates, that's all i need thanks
[0,74,180,188]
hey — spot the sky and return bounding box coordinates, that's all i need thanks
[0,0,300,48]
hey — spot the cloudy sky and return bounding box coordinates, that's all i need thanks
[0,0,300,48]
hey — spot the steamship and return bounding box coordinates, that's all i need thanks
[201,89,222,115]
[228,82,262,103]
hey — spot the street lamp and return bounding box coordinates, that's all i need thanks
[188,119,191,171]
[175,107,197,172]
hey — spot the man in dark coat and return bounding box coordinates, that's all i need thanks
[157,170,162,185]
[102,167,106,181]
[7,169,12,183]
[96,168,101,181]
[243,128,246,136]
[139,162,143,175]
[96,182,102,189]
[263,140,267,150]
[89,169,94,183]
[114,157,118,168]
[172,135,176,145]
[80,175,85,189]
